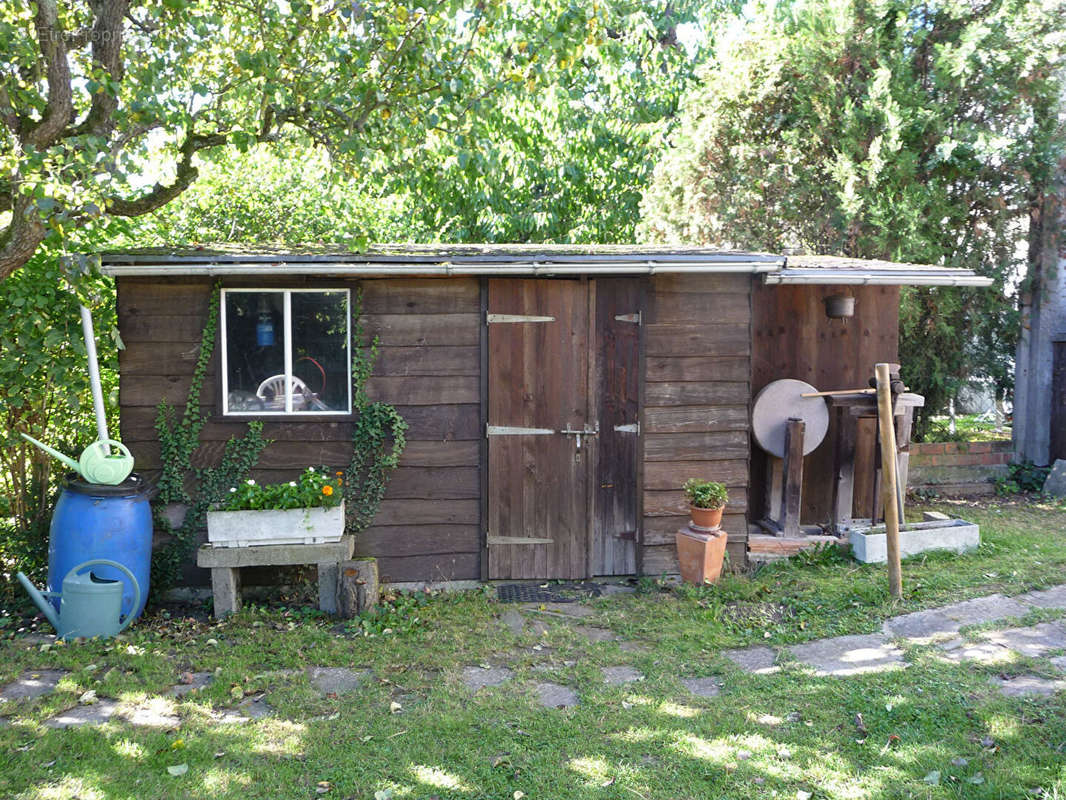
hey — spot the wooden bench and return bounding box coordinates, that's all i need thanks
[196,536,355,618]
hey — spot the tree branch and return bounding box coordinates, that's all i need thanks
[75,0,130,137]
[105,131,228,217]
[27,0,74,149]
[0,83,21,135]
[0,193,48,281]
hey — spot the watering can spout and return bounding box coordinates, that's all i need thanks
[19,433,82,476]
[16,572,60,630]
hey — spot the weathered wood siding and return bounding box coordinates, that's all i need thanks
[116,276,482,585]
[641,274,752,573]
[750,283,900,524]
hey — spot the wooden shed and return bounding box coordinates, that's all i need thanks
[101,246,991,586]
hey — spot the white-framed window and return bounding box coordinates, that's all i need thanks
[220,288,351,416]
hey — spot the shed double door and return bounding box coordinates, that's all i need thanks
[486,278,641,580]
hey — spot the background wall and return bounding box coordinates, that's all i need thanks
[117,275,482,585]
[750,283,900,526]
[641,273,753,571]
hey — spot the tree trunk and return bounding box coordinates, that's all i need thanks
[1014,99,1066,466]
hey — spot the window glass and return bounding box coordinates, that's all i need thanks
[223,289,350,415]
[291,291,349,413]
[225,291,285,412]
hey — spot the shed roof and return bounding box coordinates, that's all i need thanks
[99,245,992,286]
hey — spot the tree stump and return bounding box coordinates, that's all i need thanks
[336,558,380,618]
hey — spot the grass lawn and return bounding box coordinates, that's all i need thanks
[1,498,1064,799]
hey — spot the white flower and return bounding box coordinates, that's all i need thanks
[246,479,255,486]
[229,487,237,493]
[289,481,296,487]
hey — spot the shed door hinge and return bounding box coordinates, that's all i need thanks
[613,530,638,541]
[614,311,641,324]
[613,422,639,434]
[487,314,555,323]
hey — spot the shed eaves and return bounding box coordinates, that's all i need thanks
[97,245,993,286]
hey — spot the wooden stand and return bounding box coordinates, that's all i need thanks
[760,418,810,537]
[196,536,355,618]
[827,393,923,534]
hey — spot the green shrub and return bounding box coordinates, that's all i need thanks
[995,461,1051,496]
[682,478,729,510]
[221,467,344,511]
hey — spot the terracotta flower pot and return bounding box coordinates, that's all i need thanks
[675,525,728,586]
[689,504,724,531]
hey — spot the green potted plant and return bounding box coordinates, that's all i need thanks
[677,478,729,586]
[682,478,728,530]
[206,466,345,548]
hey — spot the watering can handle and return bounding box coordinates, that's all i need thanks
[96,439,133,459]
[65,559,141,633]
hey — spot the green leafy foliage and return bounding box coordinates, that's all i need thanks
[0,0,738,277]
[347,590,436,637]
[0,254,117,597]
[995,461,1052,495]
[152,283,269,594]
[221,468,344,512]
[682,478,729,509]
[639,0,1065,434]
[344,291,407,533]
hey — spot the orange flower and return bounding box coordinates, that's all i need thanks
[336,471,343,477]
[321,485,334,496]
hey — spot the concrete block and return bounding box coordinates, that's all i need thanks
[197,536,354,568]
[211,568,241,617]
[849,518,979,564]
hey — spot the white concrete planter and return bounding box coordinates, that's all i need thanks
[206,502,345,548]
[849,517,979,564]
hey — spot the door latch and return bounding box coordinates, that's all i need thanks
[561,422,599,450]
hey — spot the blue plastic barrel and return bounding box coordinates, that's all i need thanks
[47,473,152,621]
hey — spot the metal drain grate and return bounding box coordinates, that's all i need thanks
[496,582,603,604]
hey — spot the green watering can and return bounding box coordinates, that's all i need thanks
[17,559,140,640]
[19,433,134,485]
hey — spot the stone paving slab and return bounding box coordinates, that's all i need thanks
[724,646,779,674]
[45,700,120,728]
[524,602,596,619]
[536,682,579,708]
[461,666,513,691]
[994,675,1066,697]
[571,625,621,643]
[882,595,1031,642]
[937,639,1011,665]
[1018,585,1066,610]
[170,672,213,697]
[602,666,643,685]
[122,700,180,728]
[598,584,637,596]
[618,641,650,654]
[499,608,526,635]
[308,667,370,695]
[983,623,1066,659]
[214,695,272,724]
[0,670,67,702]
[681,677,721,698]
[1050,656,1066,673]
[789,634,905,676]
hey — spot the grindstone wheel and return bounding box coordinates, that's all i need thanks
[752,379,830,458]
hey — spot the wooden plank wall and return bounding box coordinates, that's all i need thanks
[116,276,482,585]
[750,283,900,523]
[641,274,752,574]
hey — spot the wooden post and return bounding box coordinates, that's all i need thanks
[779,418,805,537]
[875,363,903,600]
[336,558,380,619]
[830,406,856,533]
